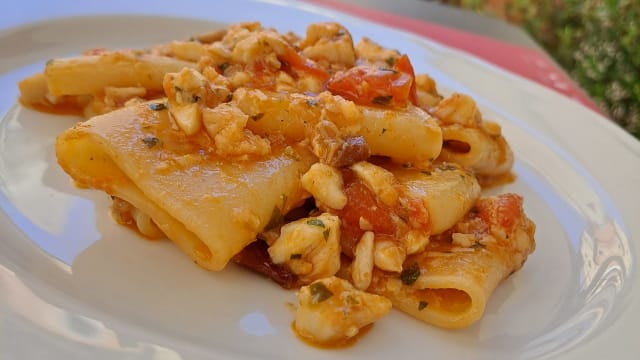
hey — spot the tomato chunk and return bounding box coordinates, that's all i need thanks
[326,54,417,107]
[403,198,430,232]
[335,178,396,258]
[393,54,418,105]
[477,193,523,234]
[279,47,330,82]
[340,181,395,234]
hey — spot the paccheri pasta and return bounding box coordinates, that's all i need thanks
[18,21,535,346]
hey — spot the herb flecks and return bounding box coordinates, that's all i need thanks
[400,262,421,285]
[142,136,161,148]
[264,206,284,231]
[385,56,396,67]
[309,282,334,304]
[307,219,325,228]
[372,95,393,106]
[218,62,230,73]
[345,294,360,306]
[148,102,166,111]
[322,228,330,240]
[471,241,486,250]
[290,253,302,260]
[418,301,428,311]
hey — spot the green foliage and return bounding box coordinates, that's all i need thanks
[441,0,640,139]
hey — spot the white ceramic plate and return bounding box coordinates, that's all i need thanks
[1,1,639,359]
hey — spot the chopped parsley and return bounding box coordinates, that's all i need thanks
[345,294,360,306]
[148,102,166,111]
[290,253,302,260]
[418,301,428,311]
[307,219,325,228]
[264,206,284,231]
[142,136,161,148]
[372,95,393,106]
[218,62,230,73]
[322,228,330,240]
[471,241,486,249]
[385,56,396,66]
[400,262,421,285]
[191,94,201,103]
[381,128,387,134]
[309,282,333,304]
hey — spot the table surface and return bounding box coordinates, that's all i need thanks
[338,0,541,50]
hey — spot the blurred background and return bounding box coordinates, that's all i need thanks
[437,0,640,140]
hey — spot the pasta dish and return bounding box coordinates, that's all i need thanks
[18,21,535,346]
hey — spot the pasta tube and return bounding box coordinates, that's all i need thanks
[45,52,196,96]
[367,194,536,329]
[391,163,481,235]
[233,88,442,165]
[359,105,442,165]
[56,103,315,270]
[439,125,513,177]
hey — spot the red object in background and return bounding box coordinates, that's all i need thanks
[305,0,603,115]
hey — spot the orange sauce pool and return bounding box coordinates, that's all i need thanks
[291,322,373,349]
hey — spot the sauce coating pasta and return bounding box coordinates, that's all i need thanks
[19,21,535,347]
